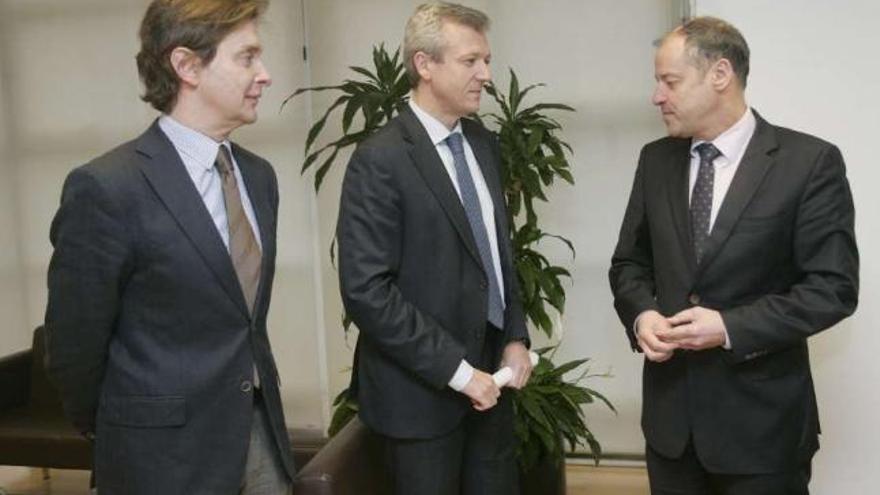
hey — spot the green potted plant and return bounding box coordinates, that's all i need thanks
[285,44,614,493]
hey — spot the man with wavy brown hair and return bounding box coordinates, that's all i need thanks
[44,1,294,493]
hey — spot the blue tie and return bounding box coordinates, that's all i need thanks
[446,132,505,329]
[691,142,722,264]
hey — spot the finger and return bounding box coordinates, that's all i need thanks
[676,340,700,350]
[639,341,666,362]
[652,351,674,363]
[657,324,694,343]
[521,367,532,386]
[477,393,496,408]
[676,336,713,351]
[642,332,678,352]
[638,336,657,356]
[666,310,694,326]
[513,368,530,389]
[644,348,667,362]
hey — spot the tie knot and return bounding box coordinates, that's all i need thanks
[215,145,234,177]
[446,132,464,155]
[695,142,721,163]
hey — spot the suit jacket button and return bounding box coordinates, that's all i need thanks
[480,280,488,290]
[241,380,253,392]
[688,293,701,305]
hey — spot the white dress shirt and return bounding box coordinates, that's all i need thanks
[408,100,505,392]
[689,108,757,232]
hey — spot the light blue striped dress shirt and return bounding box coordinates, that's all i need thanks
[157,115,262,251]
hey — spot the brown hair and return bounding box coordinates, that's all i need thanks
[136,0,268,113]
[674,16,750,88]
[403,2,490,86]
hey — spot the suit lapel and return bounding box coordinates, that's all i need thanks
[399,108,483,267]
[463,119,508,238]
[666,138,698,274]
[135,122,250,316]
[698,113,778,273]
[235,145,274,314]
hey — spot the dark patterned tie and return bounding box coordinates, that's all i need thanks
[446,132,505,329]
[691,142,722,264]
[215,145,262,315]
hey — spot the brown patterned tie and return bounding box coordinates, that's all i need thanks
[215,145,262,315]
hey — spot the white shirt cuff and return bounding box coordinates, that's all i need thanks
[448,359,474,392]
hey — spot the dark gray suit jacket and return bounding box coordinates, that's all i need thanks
[44,121,294,494]
[609,112,859,473]
[337,107,529,440]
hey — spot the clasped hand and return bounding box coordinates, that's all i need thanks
[636,307,727,362]
[462,341,533,411]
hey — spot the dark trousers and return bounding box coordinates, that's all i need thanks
[382,326,518,495]
[647,441,811,495]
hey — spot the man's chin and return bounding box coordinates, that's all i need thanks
[463,102,481,116]
[665,124,684,138]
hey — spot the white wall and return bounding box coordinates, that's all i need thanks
[695,1,879,492]
[0,0,28,357]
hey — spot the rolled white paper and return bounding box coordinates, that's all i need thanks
[492,351,539,387]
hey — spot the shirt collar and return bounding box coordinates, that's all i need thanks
[690,107,757,166]
[408,99,464,146]
[158,115,233,172]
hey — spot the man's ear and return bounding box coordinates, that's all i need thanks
[711,58,736,91]
[413,51,433,83]
[169,47,202,87]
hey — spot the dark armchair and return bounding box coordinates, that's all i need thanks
[292,416,390,495]
[0,326,92,470]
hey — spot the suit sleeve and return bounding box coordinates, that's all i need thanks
[722,144,859,362]
[337,145,466,389]
[609,147,661,350]
[44,168,133,434]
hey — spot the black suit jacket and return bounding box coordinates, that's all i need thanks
[609,112,858,473]
[337,107,529,439]
[44,122,294,494]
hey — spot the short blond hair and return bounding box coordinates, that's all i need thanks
[403,2,489,86]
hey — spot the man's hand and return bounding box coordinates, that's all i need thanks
[636,310,678,362]
[501,341,533,389]
[462,370,501,411]
[659,306,727,351]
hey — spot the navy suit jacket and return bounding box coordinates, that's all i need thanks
[44,121,294,494]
